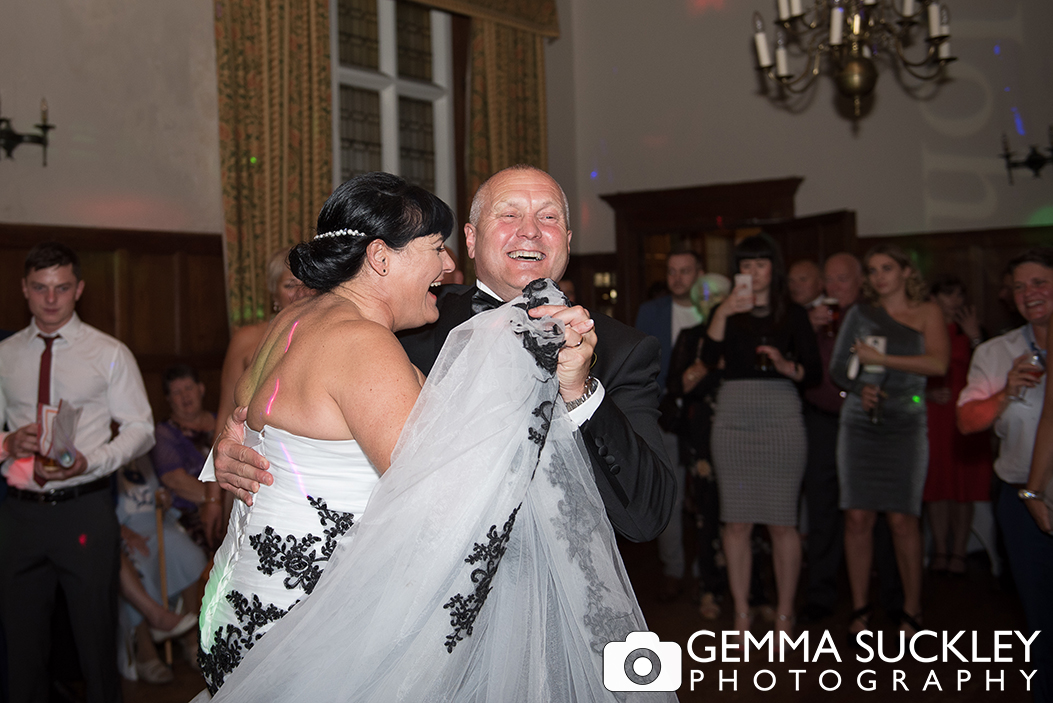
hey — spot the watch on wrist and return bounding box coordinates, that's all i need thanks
[565,376,598,412]
[1018,488,1041,501]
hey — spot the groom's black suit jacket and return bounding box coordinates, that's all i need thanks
[398,284,676,543]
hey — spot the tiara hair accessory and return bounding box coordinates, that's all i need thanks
[314,228,367,240]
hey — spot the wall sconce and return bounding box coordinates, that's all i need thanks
[0,94,55,166]
[1001,128,1053,184]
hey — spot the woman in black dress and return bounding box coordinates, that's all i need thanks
[702,234,821,638]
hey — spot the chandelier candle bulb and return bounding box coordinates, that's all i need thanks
[902,0,915,17]
[777,0,790,21]
[776,29,790,76]
[927,2,941,36]
[830,5,845,45]
[939,4,950,35]
[753,13,773,67]
[790,0,803,16]
[40,99,48,123]
[863,0,876,5]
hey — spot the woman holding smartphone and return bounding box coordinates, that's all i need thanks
[829,245,949,642]
[702,234,821,639]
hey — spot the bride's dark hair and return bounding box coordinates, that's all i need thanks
[290,172,454,292]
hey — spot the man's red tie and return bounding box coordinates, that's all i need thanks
[38,334,56,405]
[35,334,58,486]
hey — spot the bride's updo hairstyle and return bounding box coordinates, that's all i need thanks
[290,172,454,292]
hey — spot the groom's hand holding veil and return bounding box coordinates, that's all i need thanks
[213,299,600,501]
[214,405,273,506]
[528,303,597,401]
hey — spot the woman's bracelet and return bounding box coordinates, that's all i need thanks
[202,496,220,504]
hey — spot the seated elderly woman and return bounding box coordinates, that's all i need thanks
[116,454,207,682]
[151,364,216,549]
[957,247,1052,702]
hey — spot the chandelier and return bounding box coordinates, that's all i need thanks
[750,0,955,119]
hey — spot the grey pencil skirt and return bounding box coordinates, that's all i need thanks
[711,378,807,526]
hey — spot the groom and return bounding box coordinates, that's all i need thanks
[214,166,675,542]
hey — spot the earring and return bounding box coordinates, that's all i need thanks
[273,300,280,312]
[382,268,387,274]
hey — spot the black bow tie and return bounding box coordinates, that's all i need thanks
[471,288,504,316]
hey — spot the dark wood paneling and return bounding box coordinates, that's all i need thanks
[600,178,811,323]
[0,223,229,423]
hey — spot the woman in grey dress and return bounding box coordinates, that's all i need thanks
[702,234,821,640]
[830,245,949,641]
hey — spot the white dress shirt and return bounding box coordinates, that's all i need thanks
[476,280,604,424]
[0,313,155,489]
[957,325,1046,484]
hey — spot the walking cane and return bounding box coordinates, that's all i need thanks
[154,489,173,666]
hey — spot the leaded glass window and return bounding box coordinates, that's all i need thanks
[339,86,382,180]
[337,0,379,70]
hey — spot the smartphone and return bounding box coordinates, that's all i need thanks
[732,273,753,309]
[862,335,887,373]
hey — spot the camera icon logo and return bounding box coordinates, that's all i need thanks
[603,631,682,692]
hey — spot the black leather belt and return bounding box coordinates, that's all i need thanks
[7,476,112,504]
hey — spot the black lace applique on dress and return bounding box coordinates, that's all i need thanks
[199,592,292,694]
[200,495,355,693]
[249,496,355,595]
[442,505,521,653]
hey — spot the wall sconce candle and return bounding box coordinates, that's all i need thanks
[0,92,55,166]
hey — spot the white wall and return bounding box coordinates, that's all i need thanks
[0,0,222,233]
[546,0,1053,253]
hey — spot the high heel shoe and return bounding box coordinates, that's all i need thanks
[150,612,198,643]
[900,611,923,637]
[728,611,752,647]
[846,604,873,651]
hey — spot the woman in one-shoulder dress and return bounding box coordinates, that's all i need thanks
[829,245,949,641]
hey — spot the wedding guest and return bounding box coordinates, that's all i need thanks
[959,248,1052,703]
[0,241,154,703]
[636,248,704,601]
[702,234,822,639]
[151,364,217,549]
[788,259,824,308]
[830,245,949,641]
[799,253,905,624]
[116,456,203,684]
[922,276,992,576]
[214,248,310,440]
[666,273,729,619]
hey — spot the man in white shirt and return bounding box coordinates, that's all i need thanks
[957,248,1052,703]
[0,242,154,703]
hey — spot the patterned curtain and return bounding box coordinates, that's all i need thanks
[414,0,557,194]
[214,0,333,327]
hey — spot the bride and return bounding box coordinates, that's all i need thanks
[197,173,672,701]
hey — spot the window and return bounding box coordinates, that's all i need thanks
[332,0,455,215]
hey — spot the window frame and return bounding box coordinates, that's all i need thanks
[329,0,457,223]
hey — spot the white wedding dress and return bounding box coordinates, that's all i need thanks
[198,280,674,702]
[197,427,379,693]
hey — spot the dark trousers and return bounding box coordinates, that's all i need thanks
[803,406,903,613]
[997,480,1053,703]
[0,491,121,703]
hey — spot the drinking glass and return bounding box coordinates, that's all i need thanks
[1010,352,1046,402]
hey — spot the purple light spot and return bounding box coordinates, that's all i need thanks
[279,441,307,497]
[590,170,598,179]
[1005,87,1010,92]
[266,377,279,415]
[285,319,299,352]
[1012,107,1025,136]
[993,44,1000,55]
